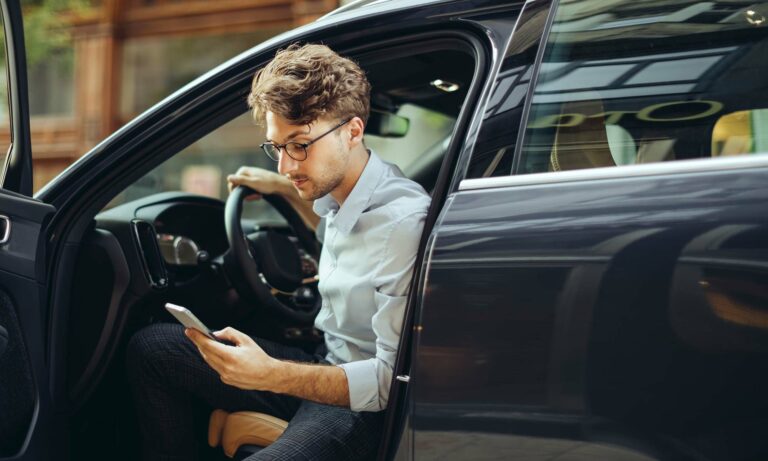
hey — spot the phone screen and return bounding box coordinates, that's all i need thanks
[164,303,218,341]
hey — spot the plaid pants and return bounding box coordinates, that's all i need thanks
[126,323,384,460]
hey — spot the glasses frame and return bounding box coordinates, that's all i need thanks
[260,118,351,162]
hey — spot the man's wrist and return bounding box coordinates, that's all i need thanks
[263,357,287,393]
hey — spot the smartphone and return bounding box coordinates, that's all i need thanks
[165,303,222,343]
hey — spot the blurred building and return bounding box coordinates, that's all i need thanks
[6,0,338,192]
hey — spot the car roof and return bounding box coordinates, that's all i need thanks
[321,0,453,20]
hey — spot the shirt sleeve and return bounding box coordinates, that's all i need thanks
[338,210,427,412]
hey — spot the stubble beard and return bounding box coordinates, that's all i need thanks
[301,139,348,201]
[302,168,344,201]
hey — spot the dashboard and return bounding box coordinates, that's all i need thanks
[95,192,317,292]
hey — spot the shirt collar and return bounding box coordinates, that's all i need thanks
[313,150,385,235]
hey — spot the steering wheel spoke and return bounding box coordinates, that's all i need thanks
[224,186,322,324]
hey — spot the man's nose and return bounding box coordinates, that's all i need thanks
[278,152,298,176]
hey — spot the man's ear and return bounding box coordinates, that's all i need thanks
[348,117,365,147]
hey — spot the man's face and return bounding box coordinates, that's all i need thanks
[266,111,350,201]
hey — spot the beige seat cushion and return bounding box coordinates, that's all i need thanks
[208,409,289,458]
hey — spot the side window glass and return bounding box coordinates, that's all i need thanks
[105,112,285,222]
[518,1,768,175]
[366,103,455,180]
[0,11,10,183]
[713,109,768,156]
[466,3,550,179]
[105,44,474,216]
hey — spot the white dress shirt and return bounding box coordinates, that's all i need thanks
[312,150,430,412]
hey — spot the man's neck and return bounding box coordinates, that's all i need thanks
[330,147,370,206]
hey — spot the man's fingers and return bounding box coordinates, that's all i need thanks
[227,175,263,199]
[227,174,245,191]
[186,328,228,361]
[213,327,253,346]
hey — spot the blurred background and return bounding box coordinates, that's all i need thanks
[0,0,349,193]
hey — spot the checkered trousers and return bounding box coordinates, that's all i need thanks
[126,323,384,460]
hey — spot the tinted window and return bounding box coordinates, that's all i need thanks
[465,2,549,179]
[518,0,768,174]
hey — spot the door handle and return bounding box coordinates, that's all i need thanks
[0,325,7,358]
[0,214,10,245]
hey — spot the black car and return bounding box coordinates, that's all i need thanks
[2,0,768,459]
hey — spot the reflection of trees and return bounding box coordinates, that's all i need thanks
[0,0,95,66]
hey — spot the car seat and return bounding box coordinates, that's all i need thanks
[549,97,616,171]
[207,409,288,458]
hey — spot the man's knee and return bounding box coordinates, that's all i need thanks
[126,323,187,380]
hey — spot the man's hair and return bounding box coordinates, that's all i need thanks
[247,43,371,126]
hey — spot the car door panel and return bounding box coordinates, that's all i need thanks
[413,164,768,459]
[0,287,36,457]
[0,191,55,458]
[0,324,7,356]
[0,191,54,278]
[0,0,58,458]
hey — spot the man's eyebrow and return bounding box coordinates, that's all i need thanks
[266,127,311,144]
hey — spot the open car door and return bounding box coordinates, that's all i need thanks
[0,0,57,458]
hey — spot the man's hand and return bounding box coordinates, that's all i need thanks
[227,165,320,231]
[227,166,290,201]
[185,327,278,391]
[185,326,350,407]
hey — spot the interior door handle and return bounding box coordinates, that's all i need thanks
[0,325,7,358]
[0,214,10,245]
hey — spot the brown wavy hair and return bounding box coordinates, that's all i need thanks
[247,43,371,127]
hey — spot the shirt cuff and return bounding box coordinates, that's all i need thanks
[338,359,380,412]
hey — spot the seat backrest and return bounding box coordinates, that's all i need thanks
[549,98,616,171]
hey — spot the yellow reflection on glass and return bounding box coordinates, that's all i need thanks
[712,109,768,156]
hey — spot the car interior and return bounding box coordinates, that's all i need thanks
[59,39,478,459]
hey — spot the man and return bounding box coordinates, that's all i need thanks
[127,43,430,460]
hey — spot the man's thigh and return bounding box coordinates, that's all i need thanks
[246,401,385,461]
[128,323,316,420]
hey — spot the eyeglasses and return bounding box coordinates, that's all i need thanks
[260,118,351,162]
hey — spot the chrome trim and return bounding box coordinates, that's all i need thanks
[396,375,410,383]
[459,155,768,191]
[0,215,9,245]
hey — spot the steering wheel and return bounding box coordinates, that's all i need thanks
[224,186,321,324]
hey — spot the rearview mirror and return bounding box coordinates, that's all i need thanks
[367,110,409,137]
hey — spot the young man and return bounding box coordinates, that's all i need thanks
[127,44,430,460]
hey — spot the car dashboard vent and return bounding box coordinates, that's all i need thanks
[131,219,169,290]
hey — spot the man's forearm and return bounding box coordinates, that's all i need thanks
[268,360,350,407]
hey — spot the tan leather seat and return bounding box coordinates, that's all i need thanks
[549,98,616,172]
[208,409,289,458]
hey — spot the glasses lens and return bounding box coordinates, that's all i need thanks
[285,142,307,161]
[262,143,280,161]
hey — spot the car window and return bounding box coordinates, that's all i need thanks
[104,102,455,222]
[463,1,549,179]
[102,42,474,222]
[713,109,768,156]
[516,0,768,175]
[103,112,287,223]
[366,103,455,175]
